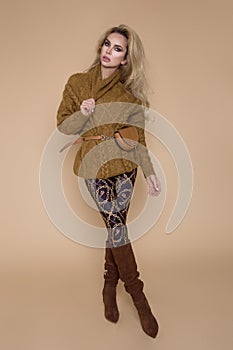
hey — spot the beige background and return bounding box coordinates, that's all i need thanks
[1,0,233,349]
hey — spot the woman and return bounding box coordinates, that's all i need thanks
[57,24,161,338]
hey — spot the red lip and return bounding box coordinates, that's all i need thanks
[102,56,110,62]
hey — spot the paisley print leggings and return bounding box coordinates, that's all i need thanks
[84,168,137,248]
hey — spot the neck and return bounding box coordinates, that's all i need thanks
[101,65,118,80]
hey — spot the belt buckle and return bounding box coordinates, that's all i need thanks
[101,134,106,140]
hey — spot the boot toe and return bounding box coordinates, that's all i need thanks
[142,317,159,338]
[105,309,119,323]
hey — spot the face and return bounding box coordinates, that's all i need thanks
[100,32,128,70]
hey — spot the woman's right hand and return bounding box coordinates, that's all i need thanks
[80,98,96,116]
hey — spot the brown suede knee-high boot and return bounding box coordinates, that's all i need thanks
[102,246,120,323]
[111,242,159,338]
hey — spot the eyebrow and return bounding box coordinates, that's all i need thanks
[105,38,124,49]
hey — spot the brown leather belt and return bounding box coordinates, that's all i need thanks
[59,134,113,153]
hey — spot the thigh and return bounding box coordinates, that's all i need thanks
[84,177,116,215]
[115,168,137,217]
[85,168,137,225]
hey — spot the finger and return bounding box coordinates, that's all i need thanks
[87,98,95,104]
[81,104,93,114]
[81,102,92,108]
[151,185,160,196]
[82,102,95,113]
[89,98,95,104]
[148,185,156,197]
[89,99,95,112]
[83,99,95,107]
[81,109,88,116]
[80,105,91,116]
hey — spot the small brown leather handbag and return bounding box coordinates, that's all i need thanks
[114,126,139,151]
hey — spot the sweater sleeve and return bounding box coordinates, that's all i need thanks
[127,105,156,178]
[56,76,90,135]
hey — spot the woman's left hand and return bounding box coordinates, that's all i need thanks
[146,174,161,197]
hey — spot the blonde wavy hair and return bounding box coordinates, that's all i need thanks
[87,24,150,105]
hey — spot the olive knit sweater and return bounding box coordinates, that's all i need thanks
[57,63,155,179]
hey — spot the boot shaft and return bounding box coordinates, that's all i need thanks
[104,247,119,287]
[110,242,144,294]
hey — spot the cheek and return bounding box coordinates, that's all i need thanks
[113,52,126,60]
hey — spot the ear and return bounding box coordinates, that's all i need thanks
[120,59,127,66]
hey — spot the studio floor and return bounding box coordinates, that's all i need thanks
[1,248,232,350]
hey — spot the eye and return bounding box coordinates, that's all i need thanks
[104,40,110,46]
[115,47,123,52]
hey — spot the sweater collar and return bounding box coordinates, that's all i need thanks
[89,63,121,101]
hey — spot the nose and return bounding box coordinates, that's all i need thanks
[106,46,112,54]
